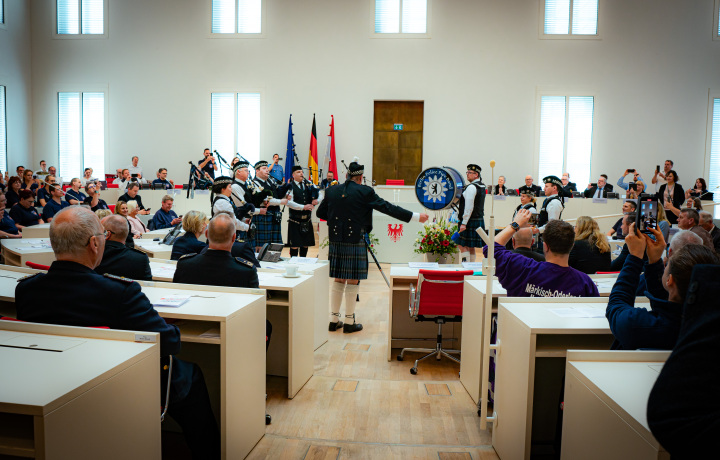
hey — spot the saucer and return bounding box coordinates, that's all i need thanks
[282,274,301,278]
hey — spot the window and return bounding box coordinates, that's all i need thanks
[1,0,5,26]
[537,95,594,189]
[211,93,261,166]
[374,0,428,35]
[56,0,106,36]
[708,97,720,216]
[0,86,6,174]
[714,0,720,41]
[58,92,105,180]
[211,0,262,34]
[542,0,598,37]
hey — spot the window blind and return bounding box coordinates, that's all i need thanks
[237,93,261,166]
[57,0,103,35]
[545,0,597,35]
[211,93,235,159]
[1,0,5,25]
[81,0,104,34]
[57,0,80,34]
[401,0,427,33]
[238,0,261,33]
[709,98,720,211]
[0,87,6,174]
[212,0,235,33]
[82,93,105,178]
[212,0,262,33]
[565,96,594,188]
[571,0,598,35]
[375,0,400,33]
[58,92,82,178]
[538,96,567,181]
[544,0,570,35]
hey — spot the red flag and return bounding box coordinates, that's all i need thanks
[329,115,338,179]
[308,114,319,184]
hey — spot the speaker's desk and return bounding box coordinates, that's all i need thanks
[0,320,160,460]
[148,259,315,399]
[20,223,50,239]
[134,239,174,259]
[561,350,670,460]
[1,238,55,267]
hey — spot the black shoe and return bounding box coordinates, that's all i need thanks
[343,323,363,333]
[329,321,344,331]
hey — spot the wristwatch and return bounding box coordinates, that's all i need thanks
[510,222,520,232]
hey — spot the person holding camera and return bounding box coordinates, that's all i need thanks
[652,159,674,193]
[583,174,614,198]
[269,153,284,183]
[198,148,218,179]
[616,169,644,192]
[626,180,646,199]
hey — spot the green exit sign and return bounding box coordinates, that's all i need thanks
[393,123,403,131]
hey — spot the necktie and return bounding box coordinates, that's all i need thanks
[596,187,602,198]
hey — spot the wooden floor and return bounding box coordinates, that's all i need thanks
[247,251,498,459]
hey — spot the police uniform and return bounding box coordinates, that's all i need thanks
[64,189,87,204]
[9,203,41,227]
[15,260,220,458]
[41,198,70,221]
[171,232,206,260]
[456,164,486,248]
[82,196,109,212]
[316,160,419,333]
[0,212,19,235]
[537,175,565,232]
[95,240,153,281]
[253,160,284,246]
[286,165,317,251]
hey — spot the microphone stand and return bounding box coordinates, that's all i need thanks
[213,150,232,176]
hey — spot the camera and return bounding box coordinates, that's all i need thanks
[636,198,659,234]
[628,182,637,191]
[528,213,538,225]
[627,169,635,173]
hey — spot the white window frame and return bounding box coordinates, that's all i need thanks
[370,0,432,39]
[714,0,720,41]
[53,0,109,40]
[534,87,598,187]
[539,0,601,40]
[0,0,6,29]
[208,0,267,39]
[704,90,720,216]
[0,84,6,174]
[55,85,109,180]
[209,90,264,167]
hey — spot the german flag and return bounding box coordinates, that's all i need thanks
[308,114,319,184]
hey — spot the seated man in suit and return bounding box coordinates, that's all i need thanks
[518,175,542,196]
[511,227,545,262]
[15,206,219,459]
[561,172,577,195]
[583,174,614,198]
[699,210,720,253]
[95,215,153,280]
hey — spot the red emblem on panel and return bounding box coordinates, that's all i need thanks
[388,224,403,242]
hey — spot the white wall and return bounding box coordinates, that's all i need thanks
[23,0,720,189]
[0,0,33,174]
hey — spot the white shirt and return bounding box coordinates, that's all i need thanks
[113,178,130,191]
[461,179,485,225]
[230,181,263,216]
[286,180,312,211]
[538,194,563,233]
[594,186,605,199]
[80,176,98,186]
[127,165,145,183]
[655,173,667,193]
[213,194,249,231]
[254,179,284,206]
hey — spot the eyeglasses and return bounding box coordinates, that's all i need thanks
[85,230,109,246]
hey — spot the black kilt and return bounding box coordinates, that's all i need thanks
[457,217,485,248]
[287,217,315,247]
[254,211,283,245]
[329,241,368,280]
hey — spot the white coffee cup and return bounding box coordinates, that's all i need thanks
[285,264,298,277]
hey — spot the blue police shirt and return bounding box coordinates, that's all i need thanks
[152,179,173,190]
[42,198,70,221]
[269,163,284,182]
[151,208,179,230]
[65,189,87,204]
[9,204,42,227]
[0,213,19,235]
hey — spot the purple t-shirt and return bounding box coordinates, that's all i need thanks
[484,243,599,298]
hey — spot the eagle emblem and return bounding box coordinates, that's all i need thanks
[388,224,403,242]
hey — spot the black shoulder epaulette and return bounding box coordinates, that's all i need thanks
[18,272,42,282]
[234,257,255,268]
[103,273,134,283]
[179,253,198,260]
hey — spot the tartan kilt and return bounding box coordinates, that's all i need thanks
[457,217,485,248]
[328,241,369,280]
[287,220,315,247]
[254,212,283,245]
[236,230,255,249]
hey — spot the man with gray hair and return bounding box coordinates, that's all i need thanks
[94,215,152,280]
[668,230,704,258]
[677,208,714,250]
[15,206,220,459]
[511,227,545,262]
[699,210,720,252]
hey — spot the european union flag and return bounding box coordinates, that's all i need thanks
[284,115,295,183]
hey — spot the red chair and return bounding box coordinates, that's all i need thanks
[386,179,405,186]
[596,271,620,274]
[109,204,116,213]
[25,261,50,270]
[398,269,473,374]
[107,183,119,189]
[174,184,183,189]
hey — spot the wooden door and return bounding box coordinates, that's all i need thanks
[372,101,423,185]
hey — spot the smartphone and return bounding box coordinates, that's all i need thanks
[636,198,659,234]
[628,182,637,191]
[146,208,151,212]
[656,165,660,173]
[591,183,597,188]
[628,169,635,173]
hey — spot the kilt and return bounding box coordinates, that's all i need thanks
[254,211,283,245]
[329,241,369,280]
[287,218,315,247]
[236,230,255,249]
[456,217,485,248]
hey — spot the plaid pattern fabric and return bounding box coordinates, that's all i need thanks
[456,217,485,247]
[254,213,283,245]
[236,230,256,249]
[328,241,369,280]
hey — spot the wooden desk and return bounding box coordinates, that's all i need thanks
[561,350,670,460]
[0,320,160,460]
[148,260,315,399]
[134,239,174,259]
[492,297,645,460]
[20,223,50,239]
[1,239,56,267]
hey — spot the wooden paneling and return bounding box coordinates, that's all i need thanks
[373,101,424,185]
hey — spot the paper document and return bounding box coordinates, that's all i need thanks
[408,262,439,269]
[289,257,318,264]
[259,262,285,270]
[154,295,191,308]
[549,307,606,318]
[150,263,176,278]
[461,262,484,270]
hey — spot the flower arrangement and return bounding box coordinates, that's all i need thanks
[320,232,379,255]
[413,218,459,257]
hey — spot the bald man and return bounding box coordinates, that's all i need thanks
[511,227,545,262]
[518,175,542,196]
[94,215,152,280]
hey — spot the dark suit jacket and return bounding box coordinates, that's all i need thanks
[583,185,614,198]
[171,232,206,260]
[512,247,545,262]
[518,184,542,196]
[562,183,577,195]
[173,249,259,288]
[568,239,612,274]
[95,240,153,281]
[655,183,686,225]
[710,226,720,253]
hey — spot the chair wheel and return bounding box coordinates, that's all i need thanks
[397,355,403,361]
[265,414,272,425]
[410,367,418,375]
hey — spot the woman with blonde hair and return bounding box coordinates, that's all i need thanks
[626,180,645,199]
[171,211,209,260]
[569,216,612,274]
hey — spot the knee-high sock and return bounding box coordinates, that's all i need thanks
[460,251,470,262]
[289,248,299,257]
[299,247,308,257]
[330,282,345,322]
[470,253,477,262]
[344,284,360,321]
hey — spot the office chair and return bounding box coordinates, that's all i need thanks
[25,261,51,270]
[398,269,473,375]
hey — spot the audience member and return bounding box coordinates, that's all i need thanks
[320,171,336,189]
[561,172,577,195]
[656,204,671,242]
[493,176,507,195]
[583,174,613,198]
[126,200,148,237]
[41,183,70,222]
[698,211,720,253]
[268,153,284,183]
[119,183,150,214]
[606,200,637,239]
[82,182,109,212]
[9,190,43,228]
[152,168,174,190]
[569,216,611,274]
[15,206,220,458]
[35,160,49,178]
[616,169,644,191]
[651,159,673,192]
[606,225,718,350]
[684,197,702,210]
[656,170,684,224]
[36,175,55,207]
[127,156,144,182]
[113,168,132,190]
[484,209,599,297]
[0,192,21,238]
[95,215,152,280]
[95,209,112,220]
[151,195,182,230]
[47,166,62,185]
[20,169,38,192]
[512,190,537,218]
[79,168,96,186]
[610,214,642,271]
[5,176,21,208]
[171,211,208,260]
[198,148,218,179]
[685,178,710,200]
[674,208,713,250]
[114,200,136,247]
[518,175,542,196]
[511,227,545,262]
[626,180,646,199]
[0,173,5,192]
[64,178,87,205]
